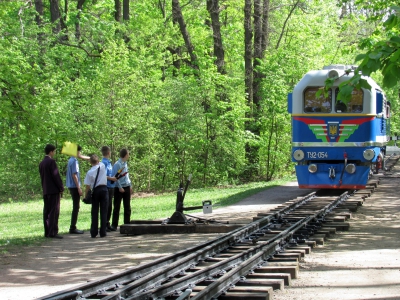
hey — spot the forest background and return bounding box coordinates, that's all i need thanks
[0,0,399,201]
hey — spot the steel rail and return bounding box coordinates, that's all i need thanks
[36,192,317,300]
[130,218,310,300]
[152,191,349,300]
[384,153,396,167]
[98,195,316,300]
[175,192,348,300]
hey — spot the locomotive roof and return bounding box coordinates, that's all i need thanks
[290,65,386,115]
[294,65,382,92]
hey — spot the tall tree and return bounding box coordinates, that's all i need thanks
[123,0,130,21]
[115,0,122,22]
[172,0,198,69]
[244,0,253,109]
[75,0,86,40]
[207,0,226,74]
[49,0,62,34]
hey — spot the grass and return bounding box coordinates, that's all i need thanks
[0,176,295,253]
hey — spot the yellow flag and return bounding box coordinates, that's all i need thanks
[61,141,78,157]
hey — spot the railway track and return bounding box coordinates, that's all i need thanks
[38,191,360,300]
[38,154,399,300]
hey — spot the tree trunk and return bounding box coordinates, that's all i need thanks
[207,0,226,74]
[276,0,300,49]
[244,0,253,107]
[265,116,275,180]
[115,0,122,22]
[34,0,43,26]
[50,0,62,34]
[75,0,86,40]
[261,0,270,52]
[253,0,262,111]
[172,0,198,68]
[158,0,166,18]
[34,0,45,50]
[244,0,258,181]
[123,0,129,21]
[63,0,68,28]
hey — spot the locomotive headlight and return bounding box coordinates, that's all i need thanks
[327,70,339,79]
[293,149,305,161]
[308,164,317,173]
[363,149,375,161]
[345,164,356,174]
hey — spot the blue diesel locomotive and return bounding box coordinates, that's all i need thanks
[288,65,391,189]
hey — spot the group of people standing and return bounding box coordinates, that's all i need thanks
[38,144,132,239]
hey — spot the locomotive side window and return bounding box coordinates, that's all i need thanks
[334,88,363,113]
[303,87,332,113]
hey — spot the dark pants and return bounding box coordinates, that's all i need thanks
[106,187,115,227]
[91,185,108,237]
[43,193,60,237]
[68,187,81,230]
[112,186,131,228]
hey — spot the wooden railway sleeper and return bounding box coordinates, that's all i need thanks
[39,191,351,300]
[127,218,312,300]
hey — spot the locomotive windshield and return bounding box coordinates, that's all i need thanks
[334,88,363,113]
[303,87,332,113]
[302,87,364,113]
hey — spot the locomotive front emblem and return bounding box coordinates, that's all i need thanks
[308,122,358,142]
[328,122,339,140]
[307,122,359,142]
[293,117,374,143]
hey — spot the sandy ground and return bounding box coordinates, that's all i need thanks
[275,174,400,300]
[1,168,400,299]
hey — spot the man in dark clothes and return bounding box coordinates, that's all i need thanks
[39,144,64,239]
[84,154,109,238]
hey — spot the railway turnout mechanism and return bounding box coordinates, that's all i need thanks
[38,155,399,300]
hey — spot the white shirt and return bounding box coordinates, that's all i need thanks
[84,162,107,189]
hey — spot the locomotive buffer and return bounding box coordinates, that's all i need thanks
[120,175,241,235]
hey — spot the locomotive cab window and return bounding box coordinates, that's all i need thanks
[303,87,332,113]
[335,88,363,113]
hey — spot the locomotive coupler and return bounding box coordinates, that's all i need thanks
[329,167,336,179]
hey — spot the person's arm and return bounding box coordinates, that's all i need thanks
[51,160,64,193]
[72,173,82,196]
[125,172,133,194]
[107,176,117,182]
[83,170,94,198]
[78,153,90,160]
[112,162,124,192]
[84,185,90,198]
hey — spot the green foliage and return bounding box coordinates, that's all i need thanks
[325,4,400,103]
[0,178,294,252]
[1,0,398,200]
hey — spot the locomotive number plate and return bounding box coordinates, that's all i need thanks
[307,152,328,159]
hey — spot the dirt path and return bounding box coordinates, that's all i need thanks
[275,174,400,300]
[1,171,400,299]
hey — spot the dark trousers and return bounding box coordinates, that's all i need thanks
[43,193,60,237]
[106,188,115,226]
[91,186,108,237]
[112,186,131,228]
[68,187,81,230]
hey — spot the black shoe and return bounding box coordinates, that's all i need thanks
[69,229,84,234]
[110,226,117,231]
[49,234,63,239]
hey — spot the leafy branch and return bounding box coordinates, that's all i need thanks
[320,5,400,103]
